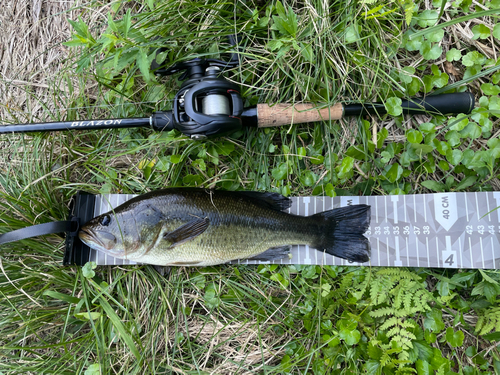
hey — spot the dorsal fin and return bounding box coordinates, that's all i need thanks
[231,191,292,211]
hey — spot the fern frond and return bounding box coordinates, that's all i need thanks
[370,307,397,318]
[475,307,500,335]
[380,316,400,330]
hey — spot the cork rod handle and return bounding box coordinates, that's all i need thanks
[256,103,343,128]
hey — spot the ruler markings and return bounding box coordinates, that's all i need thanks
[423,194,427,222]
[480,237,485,269]
[385,237,389,267]
[376,237,380,266]
[392,195,399,224]
[435,237,439,267]
[475,192,480,221]
[486,193,491,222]
[413,195,417,222]
[469,237,474,268]
[384,196,388,227]
[491,237,496,270]
[426,237,430,268]
[394,237,402,266]
[404,195,407,222]
[494,192,500,222]
[458,236,463,268]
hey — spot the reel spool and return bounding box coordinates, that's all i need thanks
[168,65,243,139]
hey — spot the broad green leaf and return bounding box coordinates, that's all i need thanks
[420,41,442,60]
[419,122,435,133]
[432,71,449,88]
[424,310,445,332]
[446,149,463,165]
[123,9,132,39]
[481,83,500,95]
[494,24,500,40]
[400,66,415,83]
[267,39,283,51]
[107,12,118,32]
[462,51,486,67]
[414,340,433,362]
[438,160,449,171]
[436,280,450,296]
[455,176,477,190]
[444,130,461,146]
[340,328,361,345]
[417,10,439,27]
[272,162,288,180]
[472,24,491,39]
[365,360,381,375]
[171,155,182,163]
[385,97,402,116]
[75,312,102,321]
[136,48,152,81]
[426,29,444,42]
[297,147,306,159]
[43,291,80,304]
[310,155,324,165]
[421,180,446,192]
[368,343,383,360]
[82,262,97,279]
[384,163,403,183]
[489,96,500,117]
[338,156,355,176]
[325,183,336,197]
[459,123,481,139]
[492,71,500,84]
[446,48,461,62]
[300,170,317,186]
[300,43,315,63]
[405,35,423,51]
[84,364,101,375]
[216,141,235,156]
[416,359,432,375]
[445,327,464,347]
[345,25,361,43]
[433,139,450,155]
[407,129,423,143]
[411,143,435,155]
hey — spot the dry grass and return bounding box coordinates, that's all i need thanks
[1,1,75,123]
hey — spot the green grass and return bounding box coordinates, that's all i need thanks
[1,0,500,373]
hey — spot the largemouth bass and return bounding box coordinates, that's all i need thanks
[78,188,371,266]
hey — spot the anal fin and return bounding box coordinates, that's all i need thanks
[247,245,292,261]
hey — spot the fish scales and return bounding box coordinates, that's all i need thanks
[79,188,371,265]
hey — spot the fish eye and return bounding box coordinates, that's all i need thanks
[100,215,111,226]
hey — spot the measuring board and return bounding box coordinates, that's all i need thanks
[85,192,500,269]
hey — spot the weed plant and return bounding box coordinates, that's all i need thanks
[1,0,500,374]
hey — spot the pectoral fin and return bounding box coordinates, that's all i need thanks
[163,217,209,249]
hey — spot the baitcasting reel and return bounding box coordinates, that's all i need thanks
[151,37,244,139]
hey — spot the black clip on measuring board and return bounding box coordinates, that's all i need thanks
[64,192,97,266]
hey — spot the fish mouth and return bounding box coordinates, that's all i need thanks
[78,228,118,254]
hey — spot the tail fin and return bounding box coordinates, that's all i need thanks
[311,204,371,263]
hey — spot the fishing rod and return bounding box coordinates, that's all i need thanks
[0,37,475,140]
